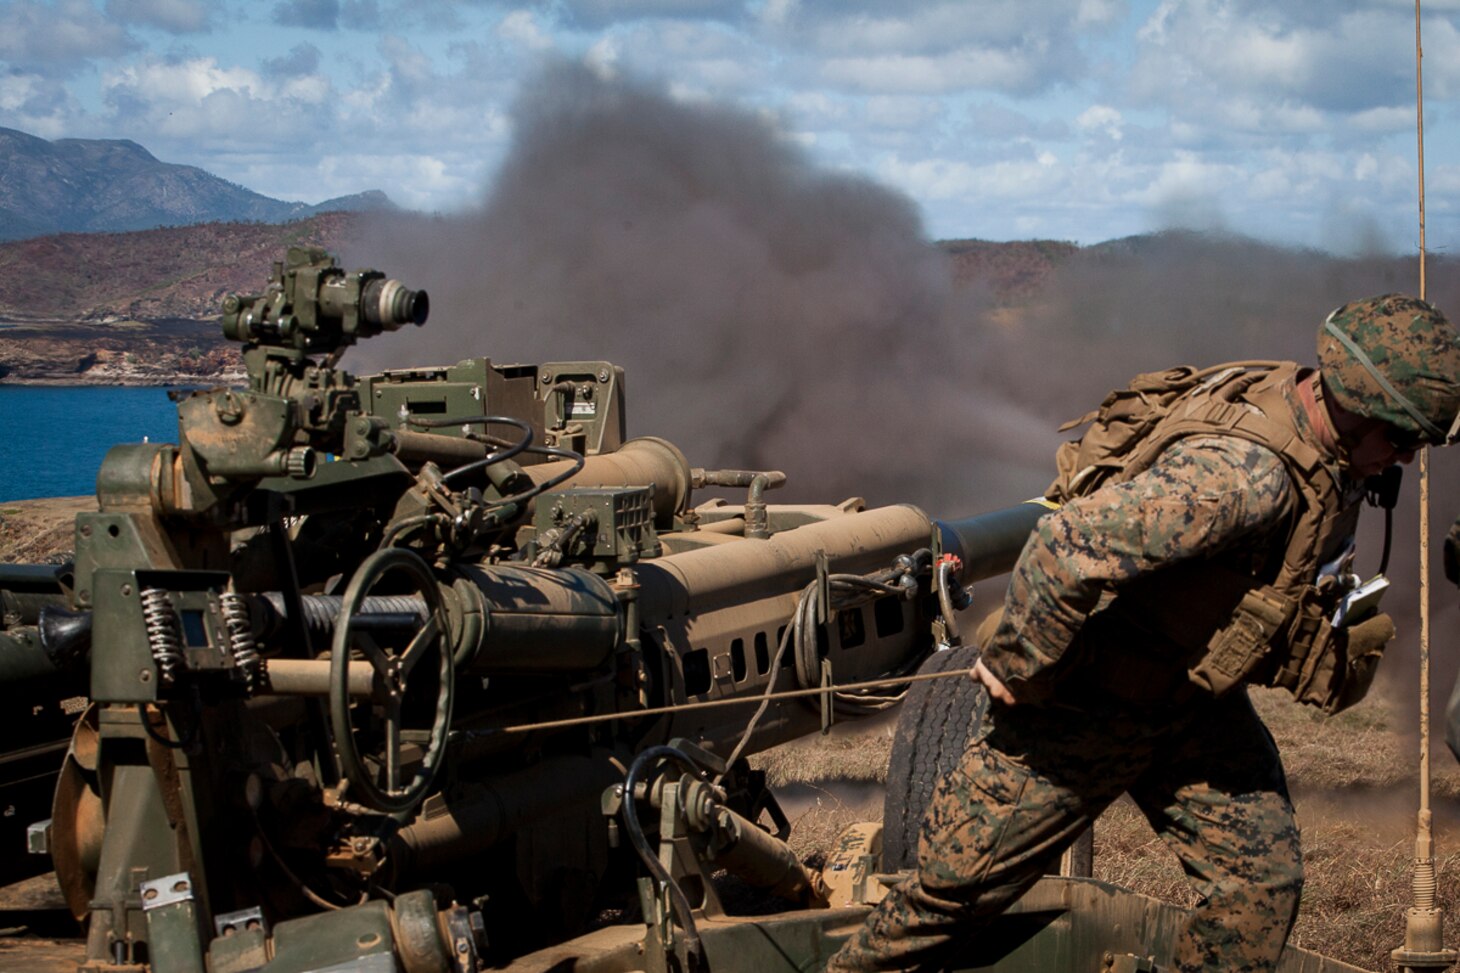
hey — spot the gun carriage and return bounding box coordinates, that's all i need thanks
[0,248,1054,973]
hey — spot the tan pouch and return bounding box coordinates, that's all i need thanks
[1188,586,1294,696]
[1288,611,1393,714]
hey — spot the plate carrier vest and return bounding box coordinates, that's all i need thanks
[1046,361,1383,713]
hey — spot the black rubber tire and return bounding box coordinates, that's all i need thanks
[880,644,988,871]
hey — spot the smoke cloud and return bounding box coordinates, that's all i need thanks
[347,59,1460,745]
[348,60,1044,514]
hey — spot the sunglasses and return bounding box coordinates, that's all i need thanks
[1384,426,1429,453]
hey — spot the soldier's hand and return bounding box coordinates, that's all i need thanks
[1444,517,1460,587]
[971,659,1017,706]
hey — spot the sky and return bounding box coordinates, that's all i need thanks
[4,0,1460,253]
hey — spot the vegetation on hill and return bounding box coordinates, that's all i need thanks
[937,238,1078,301]
[0,212,363,322]
[0,214,366,383]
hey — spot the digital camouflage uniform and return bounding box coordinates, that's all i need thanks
[829,435,1319,973]
[830,295,1460,973]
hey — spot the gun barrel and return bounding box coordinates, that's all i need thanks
[935,501,1053,583]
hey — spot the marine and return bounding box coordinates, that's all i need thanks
[827,295,1460,973]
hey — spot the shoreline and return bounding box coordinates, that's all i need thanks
[0,372,245,388]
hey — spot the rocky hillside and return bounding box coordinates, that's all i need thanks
[0,218,1073,384]
[0,212,364,322]
[940,238,1077,301]
[0,213,367,383]
[0,127,393,242]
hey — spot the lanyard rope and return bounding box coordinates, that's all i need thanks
[481,666,977,735]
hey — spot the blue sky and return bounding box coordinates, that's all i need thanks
[4,0,1460,253]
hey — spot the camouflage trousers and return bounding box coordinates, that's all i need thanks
[826,689,1302,973]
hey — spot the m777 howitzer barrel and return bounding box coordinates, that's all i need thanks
[936,500,1052,583]
[386,500,1051,876]
[0,500,1050,691]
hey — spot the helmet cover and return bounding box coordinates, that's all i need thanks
[1317,294,1460,445]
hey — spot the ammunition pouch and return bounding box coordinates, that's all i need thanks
[1190,583,1392,714]
[1273,597,1393,715]
[1188,587,1293,696]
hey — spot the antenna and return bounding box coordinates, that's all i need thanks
[1392,3,1454,971]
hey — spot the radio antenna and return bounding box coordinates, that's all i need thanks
[1392,3,1454,971]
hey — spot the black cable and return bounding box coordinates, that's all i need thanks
[429,416,534,484]
[487,444,586,507]
[1380,505,1393,576]
[622,746,705,966]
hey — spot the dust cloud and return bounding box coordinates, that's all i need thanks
[346,59,1460,753]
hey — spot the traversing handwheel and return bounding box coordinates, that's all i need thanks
[329,547,454,815]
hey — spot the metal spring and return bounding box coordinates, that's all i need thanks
[220,592,261,693]
[140,588,182,687]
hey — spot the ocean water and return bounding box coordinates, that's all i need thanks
[0,386,184,502]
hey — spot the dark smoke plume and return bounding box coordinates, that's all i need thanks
[348,61,1049,515]
[348,60,1460,748]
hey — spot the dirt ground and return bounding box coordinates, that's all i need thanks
[0,496,91,563]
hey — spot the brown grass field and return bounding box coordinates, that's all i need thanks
[753,687,1460,972]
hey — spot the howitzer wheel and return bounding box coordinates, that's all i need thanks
[330,547,454,815]
[880,643,987,870]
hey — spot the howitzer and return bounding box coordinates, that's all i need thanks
[0,247,1054,973]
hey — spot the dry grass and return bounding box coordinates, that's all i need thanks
[751,710,897,789]
[755,685,1460,973]
[0,496,90,563]
[1094,796,1460,972]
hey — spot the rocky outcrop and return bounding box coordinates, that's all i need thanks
[0,322,242,385]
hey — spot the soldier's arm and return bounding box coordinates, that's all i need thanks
[981,435,1295,704]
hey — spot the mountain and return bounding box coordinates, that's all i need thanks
[0,211,366,322]
[0,213,367,383]
[0,127,395,242]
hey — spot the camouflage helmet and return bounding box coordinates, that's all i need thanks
[1317,294,1460,446]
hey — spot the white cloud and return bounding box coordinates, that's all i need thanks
[0,0,138,75]
[497,10,555,52]
[585,36,623,76]
[757,0,797,28]
[1076,104,1123,141]
[105,0,213,33]
[1129,1,1460,118]
[557,0,744,28]
[272,0,339,29]
[1126,152,1241,207]
[0,72,82,135]
[879,150,1066,202]
[863,95,943,131]
[565,19,771,94]
[106,57,265,109]
[772,1,1096,94]
[819,48,1046,95]
[1345,105,1414,135]
[1076,0,1123,26]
